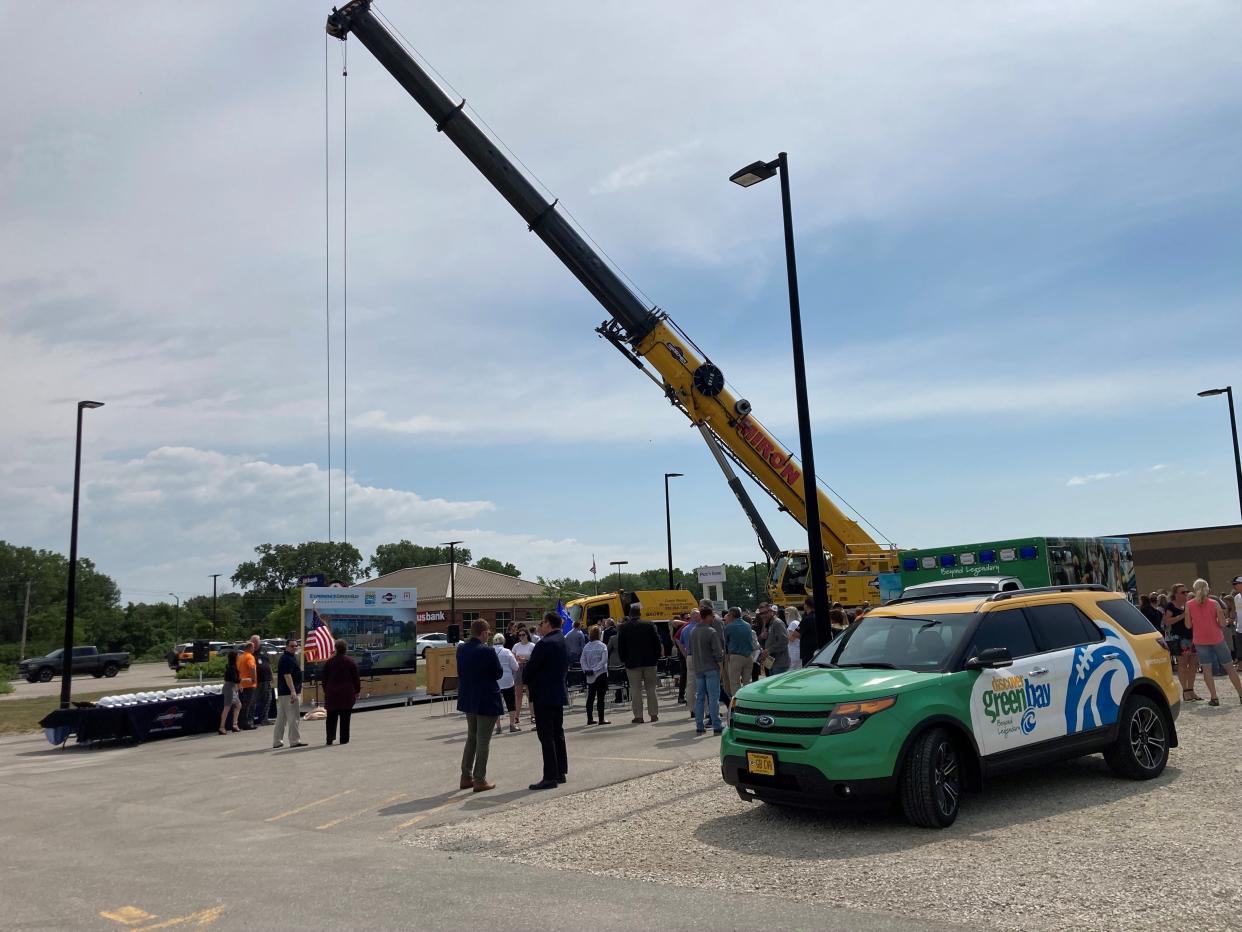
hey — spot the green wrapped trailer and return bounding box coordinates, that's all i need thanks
[896,536,1136,596]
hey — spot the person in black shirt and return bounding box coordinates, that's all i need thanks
[273,639,307,748]
[1139,594,1164,630]
[1163,584,1199,701]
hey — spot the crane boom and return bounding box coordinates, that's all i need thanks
[326,1,895,603]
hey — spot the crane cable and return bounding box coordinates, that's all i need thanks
[323,37,352,545]
[323,35,333,542]
[342,40,349,546]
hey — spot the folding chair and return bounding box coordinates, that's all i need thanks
[430,676,458,717]
[607,668,629,707]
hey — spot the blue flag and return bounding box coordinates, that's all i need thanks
[557,600,574,635]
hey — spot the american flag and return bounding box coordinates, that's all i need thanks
[305,605,335,662]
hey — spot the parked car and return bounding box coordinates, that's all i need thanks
[175,641,229,666]
[166,642,193,670]
[20,646,132,683]
[415,634,449,658]
[723,584,1178,827]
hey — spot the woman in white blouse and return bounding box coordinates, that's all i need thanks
[511,624,536,724]
[491,634,521,733]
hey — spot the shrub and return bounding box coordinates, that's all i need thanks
[0,663,17,682]
[175,656,226,680]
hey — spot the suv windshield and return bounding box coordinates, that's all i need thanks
[816,612,976,671]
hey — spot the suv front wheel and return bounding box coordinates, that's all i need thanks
[1104,694,1168,780]
[899,727,962,828]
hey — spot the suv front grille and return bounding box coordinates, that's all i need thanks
[733,705,833,719]
[732,721,822,736]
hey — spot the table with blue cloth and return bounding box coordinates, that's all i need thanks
[39,693,225,746]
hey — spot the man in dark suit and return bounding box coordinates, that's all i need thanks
[455,619,503,793]
[799,597,831,667]
[523,612,569,790]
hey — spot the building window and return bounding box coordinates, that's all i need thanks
[461,612,481,623]
[495,611,512,626]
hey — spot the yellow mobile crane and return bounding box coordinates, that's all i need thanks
[326,2,897,606]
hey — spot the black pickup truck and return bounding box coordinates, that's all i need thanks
[19,646,131,683]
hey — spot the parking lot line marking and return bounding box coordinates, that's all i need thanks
[316,793,408,830]
[264,789,355,822]
[582,756,676,764]
[394,799,456,831]
[101,906,156,925]
[132,905,223,929]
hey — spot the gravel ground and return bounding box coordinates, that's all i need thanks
[403,700,1242,931]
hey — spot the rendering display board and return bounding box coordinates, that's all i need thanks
[301,586,418,651]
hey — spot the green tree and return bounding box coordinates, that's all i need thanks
[231,542,364,595]
[368,541,472,577]
[0,541,121,660]
[475,556,521,577]
[537,576,587,610]
[262,598,301,641]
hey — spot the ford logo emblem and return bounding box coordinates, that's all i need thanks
[756,714,775,729]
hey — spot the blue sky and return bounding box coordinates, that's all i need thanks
[2,1,1240,604]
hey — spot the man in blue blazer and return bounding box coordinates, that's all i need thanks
[523,612,569,790]
[456,619,503,792]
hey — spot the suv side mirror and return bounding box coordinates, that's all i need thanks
[966,647,1013,670]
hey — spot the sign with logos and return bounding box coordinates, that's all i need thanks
[416,610,446,624]
[696,565,726,584]
[301,587,418,652]
[297,573,326,587]
[302,587,418,613]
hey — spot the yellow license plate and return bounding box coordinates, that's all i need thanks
[746,751,776,777]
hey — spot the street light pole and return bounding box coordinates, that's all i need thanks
[731,152,829,625]
[664,472,684,590]
[610,560,629,592]
[209,574,221,633]
[61,399,104,709]
[1198,386,1242,524]
[169,593,181,647]
[442,540,463,641]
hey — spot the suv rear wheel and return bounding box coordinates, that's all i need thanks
[1104,694,1168,779]
[898,727,961,828]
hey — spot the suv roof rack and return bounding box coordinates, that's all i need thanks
[886,590,997,605]
[985,584,1109,603]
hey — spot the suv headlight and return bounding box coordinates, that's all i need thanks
[820,696,897,735]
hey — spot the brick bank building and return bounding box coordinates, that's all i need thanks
[362,563,548,636]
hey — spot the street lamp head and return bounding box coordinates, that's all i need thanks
[1197,387,1228,397]
[666,472,684,479]
[79,400,104,410]
[729,159,777,188]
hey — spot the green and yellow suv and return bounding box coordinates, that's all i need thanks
[722,585,1180,828]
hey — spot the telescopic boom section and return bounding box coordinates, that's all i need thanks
[326,1,894,586]
[326,0,657,344]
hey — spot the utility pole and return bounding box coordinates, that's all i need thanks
[210,574,221,632]
[19,581,31,662]
[442,541,463,641]
[169,593,181,647]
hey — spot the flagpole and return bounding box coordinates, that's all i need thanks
[300,590,307,714]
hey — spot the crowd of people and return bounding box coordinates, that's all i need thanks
[213,634,362,748]
[1143,575,1242,707]
[453,595,874,791]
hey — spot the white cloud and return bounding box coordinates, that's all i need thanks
[590,141,701,195]
[1066,472,1123,487]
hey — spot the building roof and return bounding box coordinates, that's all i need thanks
[360,563,546,602]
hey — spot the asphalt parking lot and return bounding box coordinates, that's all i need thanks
[1,689,1239,931]
[1,662,182,701]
